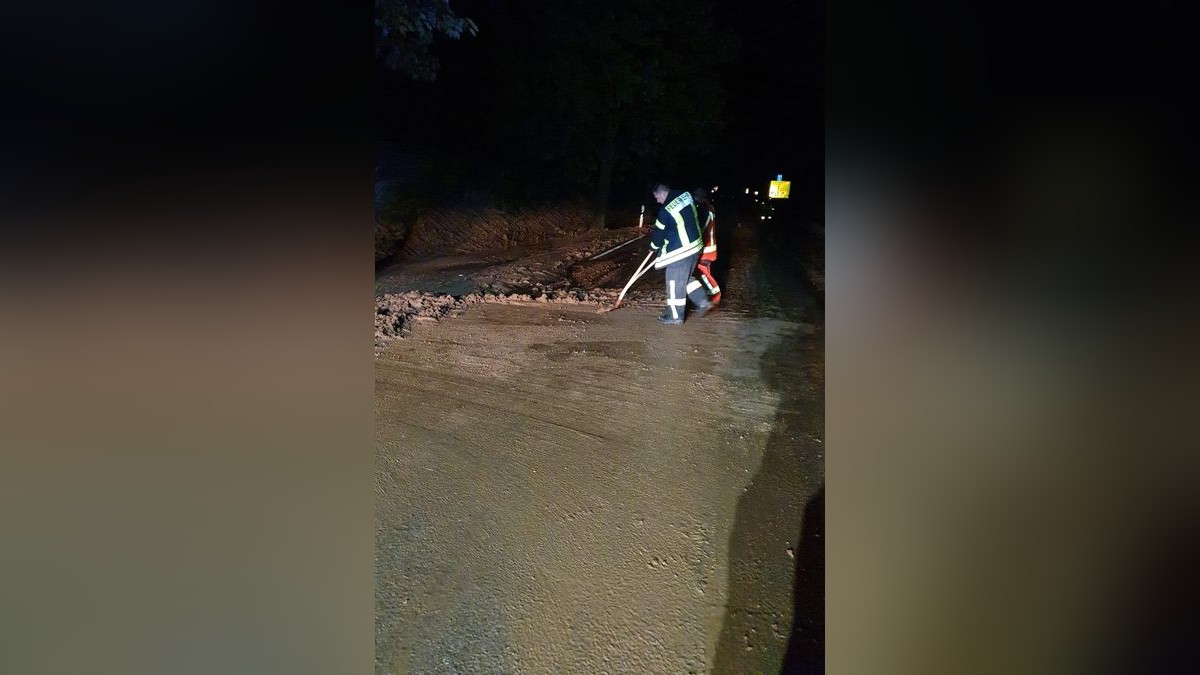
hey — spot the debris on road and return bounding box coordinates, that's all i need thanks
[375,287,621,348]
[375,226,669,348]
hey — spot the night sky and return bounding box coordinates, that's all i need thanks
[377,0,821,214]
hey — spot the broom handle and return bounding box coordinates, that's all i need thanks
[616,250,657,305]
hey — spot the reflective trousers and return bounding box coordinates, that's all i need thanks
[662,252,707,320]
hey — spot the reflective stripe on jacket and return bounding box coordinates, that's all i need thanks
[650,190,703,269]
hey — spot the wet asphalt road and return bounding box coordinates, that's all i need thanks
[376,223,823,673]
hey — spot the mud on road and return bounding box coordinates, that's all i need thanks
[375,228,678,347]
[375,224,823,673]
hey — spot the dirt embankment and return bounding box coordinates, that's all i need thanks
[377,203,600,264]
[401,204,597,257]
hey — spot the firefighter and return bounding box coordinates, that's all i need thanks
[650,183,713,325]
[691,187,722,305]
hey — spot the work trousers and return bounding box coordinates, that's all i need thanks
[661,252,707,320]
[696,260,721,301]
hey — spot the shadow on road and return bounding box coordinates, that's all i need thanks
[781,487,824,674]
[711,323,823,673]
[711,208,823,673]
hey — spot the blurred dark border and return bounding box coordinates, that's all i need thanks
[828,2,1198,674]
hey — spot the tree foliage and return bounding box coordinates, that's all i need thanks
[498,0,736,221]
[375,0,478,81]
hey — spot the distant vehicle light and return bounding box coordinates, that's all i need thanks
[744,188,749,194]
[754,191,759,196]
[760,216,765,220]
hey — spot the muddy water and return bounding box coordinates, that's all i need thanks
[375,226,823,673]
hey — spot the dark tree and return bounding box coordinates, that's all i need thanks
[499,0,735,227]
[375,0,478,81]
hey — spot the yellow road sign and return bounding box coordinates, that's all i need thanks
[769,180,791,199]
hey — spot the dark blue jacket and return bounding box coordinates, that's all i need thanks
[650,190,703,269]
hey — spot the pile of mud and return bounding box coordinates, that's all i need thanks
[398,205,597,259]
[375,288,619,348]
[375,292,471,344]
[375,228,668,348]
[568,249,655,289]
